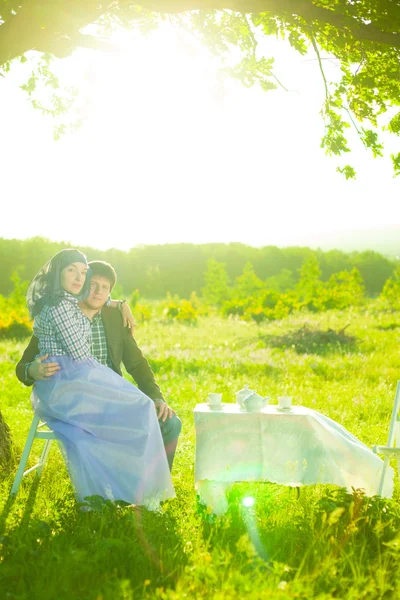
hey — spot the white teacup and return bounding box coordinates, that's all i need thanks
[207,393,223,407]
[278,396,292,410]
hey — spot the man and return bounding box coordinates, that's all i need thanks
[16,260,181,470]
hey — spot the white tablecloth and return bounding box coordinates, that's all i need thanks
[194,404,393,513]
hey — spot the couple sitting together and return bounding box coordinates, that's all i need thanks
[16,249,181,510]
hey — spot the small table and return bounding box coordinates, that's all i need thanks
[194,403,393,514]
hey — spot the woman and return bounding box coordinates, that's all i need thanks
[27,248,174,509]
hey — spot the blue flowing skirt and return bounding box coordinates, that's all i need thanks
[32,356,175,508]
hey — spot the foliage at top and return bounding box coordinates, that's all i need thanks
[1,1,400,173]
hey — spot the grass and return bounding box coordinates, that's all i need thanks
[0,304,399,599]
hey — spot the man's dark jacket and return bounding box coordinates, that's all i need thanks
[16,306,165,401]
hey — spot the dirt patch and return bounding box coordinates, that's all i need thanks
[260,324,357,354]
[375,323,400,331]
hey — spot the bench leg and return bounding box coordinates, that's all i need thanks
[10,414,40,497]
[37,439,53,476]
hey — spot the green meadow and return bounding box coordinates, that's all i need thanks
[0,306,399,599]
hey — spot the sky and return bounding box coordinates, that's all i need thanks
[1,21,399,251]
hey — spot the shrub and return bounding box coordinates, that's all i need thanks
[272,298,293,320]
[222,290,299,323]
[162,294,198,325]
[297,268,365,312]
[244,306,268,323]
[0,275,32,339]
[189,291,209,316]
[175,300,198,324]
[221,298,249,317]
[260,289,281,309]
[135,303,152,323]
[218,266,364,323]
[129,289,140,309]
[0,311,32,340]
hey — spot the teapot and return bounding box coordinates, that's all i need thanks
[236,386,269,412]
[236,385,254,408]
[243,392,269,412]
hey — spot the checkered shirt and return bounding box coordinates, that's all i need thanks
[33,294,91,360]
[90,311,113,368]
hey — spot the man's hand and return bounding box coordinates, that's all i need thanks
[120,302,136,336]
[27,354,61,381]
[154,400,175,422]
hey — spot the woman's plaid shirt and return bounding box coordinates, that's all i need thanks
[34,294,91,360]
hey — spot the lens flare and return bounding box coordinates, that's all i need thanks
[242,496,255,508]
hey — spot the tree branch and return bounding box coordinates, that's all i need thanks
[1,0,400,70]
[309,31,329,101]
[39,33,121,57]
[0,1,116,67]
[140,0,400,48]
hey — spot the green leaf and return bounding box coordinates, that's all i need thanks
[390,153,400,177]
[336,165,357,179]
[387,112,400,135]
[361,128,384,158]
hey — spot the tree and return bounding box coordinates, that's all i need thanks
[264,268,295,293]
[1,1,400,173]
[233,262,263,300]
[202,258,231,305]
[324,267,365,309]
[296,255,323,309]
[380,266,400,307]
[351,250,395,296]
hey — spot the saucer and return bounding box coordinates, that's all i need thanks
[277,406,292,412]
[207,403,224,410]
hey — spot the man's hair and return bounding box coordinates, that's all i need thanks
[88,261,117,290]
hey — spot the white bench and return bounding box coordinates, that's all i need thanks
[10,413,56,497]
[373,381,400,495]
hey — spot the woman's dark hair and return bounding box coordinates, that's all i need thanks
[88,261,117,290]
[27,249,90,318]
